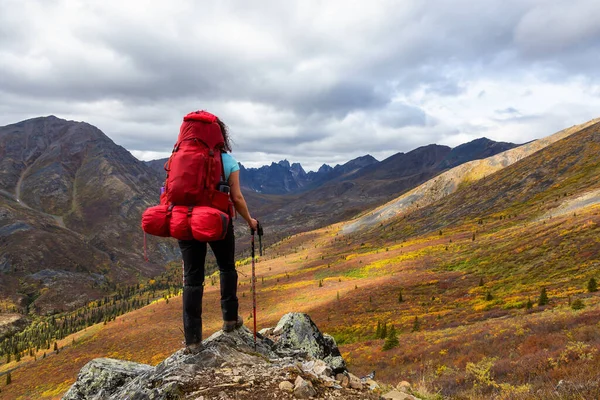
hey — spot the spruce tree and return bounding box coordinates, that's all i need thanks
[525,298,533,310]
[485,292,493,301]
[538,287,549,306]
[398,290,403,303]
[588,277,598,293]
[412,316,420,332]
[380,322,387,339]
[375,322,381,339]
[382,325,399,351]
[6,372,11,385]
[571,299,585,310]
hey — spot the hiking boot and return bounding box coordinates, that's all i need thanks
[222,316,244,332]
[183,342,204,355]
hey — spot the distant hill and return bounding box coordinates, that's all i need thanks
[0,116,177,314]
[344,118,600,233]
[437,137,516,170]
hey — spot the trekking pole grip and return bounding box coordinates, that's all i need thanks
[257,221,263,256]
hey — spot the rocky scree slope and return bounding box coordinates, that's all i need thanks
[63,313,410,400]
[0,116,178,313]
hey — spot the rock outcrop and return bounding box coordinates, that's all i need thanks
[63,313,383,400]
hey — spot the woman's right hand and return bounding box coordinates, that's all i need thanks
[248,218,258,231]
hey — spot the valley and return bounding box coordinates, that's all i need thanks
[0,119,598,398]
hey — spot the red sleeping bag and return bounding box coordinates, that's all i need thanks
[142,205,229,242]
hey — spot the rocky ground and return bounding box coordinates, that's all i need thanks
[63,313,417,400]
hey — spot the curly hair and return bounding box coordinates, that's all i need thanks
[215,117,232,152]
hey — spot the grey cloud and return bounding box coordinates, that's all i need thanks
[377,103,429,128]
[1,0,600,171]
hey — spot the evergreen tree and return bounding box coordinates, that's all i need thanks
[412,316,420,332]
[588,277,598,293]
[485,292,493,301]
[6,372,11,385]
[54,342,59,354]
[525,298,533,310]
[380,322,387,339]
[571,299,585,310]
[479,277,484,286]
[538,287,549,306]
[382,325,399,350]
[375,322,381,339]
[398,290,403,303]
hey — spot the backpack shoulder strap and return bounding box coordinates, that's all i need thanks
[220,151,227,182]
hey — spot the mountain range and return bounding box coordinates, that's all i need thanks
[146,137,517,246]
[146,138,516,196]
[0,116,519,316]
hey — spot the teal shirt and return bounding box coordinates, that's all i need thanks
[222,153,240,181]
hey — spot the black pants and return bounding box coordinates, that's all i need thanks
[178,222,238,345]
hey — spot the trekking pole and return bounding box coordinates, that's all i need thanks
[257,222,264,256]
[251,224,257,350]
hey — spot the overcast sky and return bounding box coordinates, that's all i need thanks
[1,0,600,171]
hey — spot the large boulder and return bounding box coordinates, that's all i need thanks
[270,312,347,373]
[62,358,153,400]
[62,313,376,400]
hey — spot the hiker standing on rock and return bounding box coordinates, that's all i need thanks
[142,111,258,353]
[179,114,258,352]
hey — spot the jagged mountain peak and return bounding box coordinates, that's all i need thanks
[277,159,291,169]
[318,164,333,174]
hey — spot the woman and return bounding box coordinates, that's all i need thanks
[178,116,258,353]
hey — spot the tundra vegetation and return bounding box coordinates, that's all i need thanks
[1,122,600,399]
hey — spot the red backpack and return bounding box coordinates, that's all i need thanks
[142,111,232,243]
